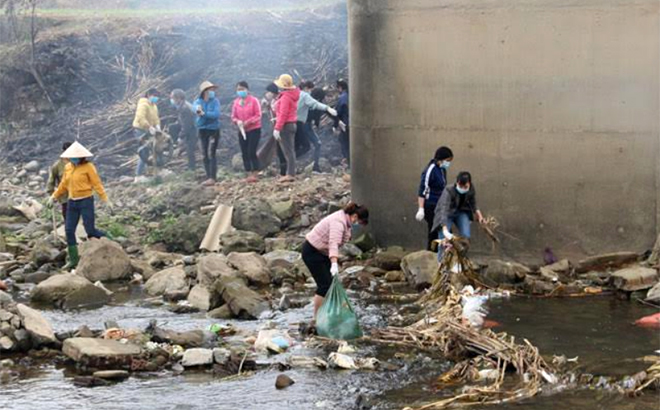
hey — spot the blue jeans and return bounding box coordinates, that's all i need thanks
[437,211,471,260]
[135,128,149,177]
[65,197,105,246]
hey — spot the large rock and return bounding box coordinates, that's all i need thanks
[187,284,222,312]
[263,250,302,269]
[269,199,295,221]
[576,252,638,273]
[220,231,265,254]
[155,213,211,254]
[227,252,271,286]
[646,282,660,303]
[232,199,282,237]
[483,260,530,285]
[352,232,376,252]
[181,348,214,367]
[144,267,188,296]
[16,304,56,346]
[152,327,205,348]
[373,248,406,271]
[214,277,269,320]
[77,238,132,282]
[400,251,437,289]
[130,259,156,281]
[610,266,658,291]
[31,273,109,309]
[197,253,242,286]
[30,238,62,267]
[63,338,141,367]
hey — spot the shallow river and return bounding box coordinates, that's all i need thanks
[1,290,659,410]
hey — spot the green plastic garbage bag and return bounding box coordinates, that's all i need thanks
[316,276,363,340]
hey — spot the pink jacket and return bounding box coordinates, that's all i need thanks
[274,88,300,131]
[231,95,262,132]
[305,210,352,259]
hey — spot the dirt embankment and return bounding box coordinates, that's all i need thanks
[0,4,348,175]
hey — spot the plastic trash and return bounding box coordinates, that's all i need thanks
[267,336,290,354]
[328,352,358,370]
[316,276,363,340]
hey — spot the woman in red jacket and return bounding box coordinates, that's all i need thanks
[272,74,300,182]
[231,81,262,183]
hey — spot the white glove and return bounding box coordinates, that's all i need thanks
[330,262,339,276]
[236,120,244,128]
[415,207,425,222]
[442,226,454,241]
[327,107,338,117]
[104,200,114,211]
[155,124,161,132]
[273,130,281,141]
[46,196,55,208]
[149,126,156,136]
[332,127,340,136]
[338,120,347,132]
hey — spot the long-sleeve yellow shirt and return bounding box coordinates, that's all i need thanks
[53,162,108,202]
[132,98,161,131]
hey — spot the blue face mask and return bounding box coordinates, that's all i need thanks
[149,96,159,104]
[237,90,248,99]
[456,185,469,194]
[440,161,451,169]
[207,91,216,99]
[170,99,178,107]
[70,158,81,165]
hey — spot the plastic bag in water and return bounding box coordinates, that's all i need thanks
[316,276,363,340]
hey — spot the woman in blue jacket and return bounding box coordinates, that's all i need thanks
[416,146,453,250]
[194,81,221,186]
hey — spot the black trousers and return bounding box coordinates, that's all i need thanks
[199,129,219,180]
[424,203,438,251]
[339,129,350,166]
[302,241,332,297]
[295,121,311,158]
[238,129,261,172]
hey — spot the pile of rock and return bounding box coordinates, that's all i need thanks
[0,291,58,353]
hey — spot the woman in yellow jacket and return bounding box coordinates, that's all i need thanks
[132,88,161,179]
[48,142,111,269]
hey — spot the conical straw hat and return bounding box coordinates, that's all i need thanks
[61,141,93,158]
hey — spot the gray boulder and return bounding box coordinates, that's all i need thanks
[77,238,132,282]
[144,267,189,296]
[181,348,214,367]
[483,260,530,285]
[232,199,281,237]
[220,231,265,254]
[30,238,62,267]
[610,266,658,291]
[197,253,242,286]
[63,338,141,367]
[269,199,295,221]
[214,277,269,320]
[16,304,56,346]
[31,273,109,309]
[401,251,437,289]
[227,252,271,286]
[264,250,301,269]
[373,248,406,271]
[187,284,222,312]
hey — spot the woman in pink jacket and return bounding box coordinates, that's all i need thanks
[302,202,370,318]
[231,81,262,182]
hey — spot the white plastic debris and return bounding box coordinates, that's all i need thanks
[328,352,358,370]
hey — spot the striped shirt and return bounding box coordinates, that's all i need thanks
[305,210,352,259]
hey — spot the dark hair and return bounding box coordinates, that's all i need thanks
[457,171,472,186]
[310,87,326,102]
[434,146,453,161]
[300,80,315,90]
[237,81,249,90]
[343,202,369,224]
[145,88,159,97]
[62,141,73,152]
[337,79,348,92]
[266,82,279,94]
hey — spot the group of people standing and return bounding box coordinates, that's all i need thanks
[131,76,350,186]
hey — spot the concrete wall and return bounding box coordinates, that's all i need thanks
[348,0,660,258]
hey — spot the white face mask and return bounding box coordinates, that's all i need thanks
[456,185,469,194]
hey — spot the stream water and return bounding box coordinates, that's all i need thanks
[1,289,659,410]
